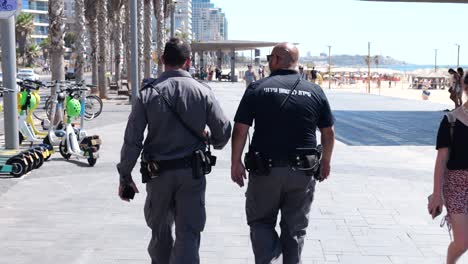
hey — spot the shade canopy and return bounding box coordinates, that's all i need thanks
[361,0,468,3]
[191,40,282,52]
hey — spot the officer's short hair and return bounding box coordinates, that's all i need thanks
[163,38,191,67]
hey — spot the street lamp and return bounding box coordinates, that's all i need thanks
[455,43,460,68]
[170,1,179,38]
[327,45,331,89]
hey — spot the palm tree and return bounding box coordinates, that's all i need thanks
[123,0,131,81]
[39,37,51,63]
[143,0,153,78]
[48,0,65,82]
[110,0,124,82]
[97,0,109,98]
[153,0,167,77]
[75,0,86,82]
[137,0,144,83]
[85,0,98,88]
[64,32,77,49]
[15,13,34,66]
[26,44,40,66]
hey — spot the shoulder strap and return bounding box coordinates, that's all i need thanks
[143,80,207,144]
[446,112,456,146]
[279,78,302,110]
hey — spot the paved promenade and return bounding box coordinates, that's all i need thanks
[0,82,466,264]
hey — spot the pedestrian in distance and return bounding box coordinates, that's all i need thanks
[244,65,257,88]
[231,42,335,264]
[448,68,462,109]
[428,81,468,264]
[310,66,318,84]
[298,65,308,80]
[457,68,464,107]
[117,38,232,264]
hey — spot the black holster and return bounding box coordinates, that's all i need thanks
[192,150,217,179]
[294,146,323,180]
[244,151,271,176]
[140,160,160,183]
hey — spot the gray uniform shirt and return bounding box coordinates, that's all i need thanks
[117,69,232,184]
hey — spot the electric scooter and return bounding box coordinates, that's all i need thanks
[0,86,50,174]
[57,84,101,167]
[16,81,54,162]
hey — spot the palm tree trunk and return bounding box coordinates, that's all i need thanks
[124,0,131,84]
[89,22,98,88]
[98,0,108,98]
[48,0,65,83]
[154,0,165,77]
[75,0,86,82]
[144,0,153,78]
[137,0,144,83]
[114,7,123,82]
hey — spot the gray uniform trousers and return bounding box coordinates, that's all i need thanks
[144,168,206,264]
[246,167,316,264]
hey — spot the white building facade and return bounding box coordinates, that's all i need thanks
[192,0,228,41]
[21,0,49,44]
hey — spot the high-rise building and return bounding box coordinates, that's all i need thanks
[64,0,76,30]
[170,0,192,40]
[192,0,228,41]
[21,0,49,44]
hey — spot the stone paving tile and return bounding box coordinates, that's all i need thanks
[389,256,445,264]
[1,83,468,263]
[338,255,393,264]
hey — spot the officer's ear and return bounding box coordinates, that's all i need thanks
[183,58,192,69]
[160,56,166,66]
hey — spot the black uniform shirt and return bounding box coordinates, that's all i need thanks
[234,69,335,157]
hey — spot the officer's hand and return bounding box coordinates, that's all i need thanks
[231,162,247,187]
[118,182,140,202]
[320,161,331,182]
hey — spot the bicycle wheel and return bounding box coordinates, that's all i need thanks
[33,96,52,121]
[85,95,103,120]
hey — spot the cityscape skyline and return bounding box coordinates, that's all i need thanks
[20,0,228,46]
[210,0,468,66]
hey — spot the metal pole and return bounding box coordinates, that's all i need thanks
[368,42,371,94]
[328,46,331,89]
[130,0,139,103]
[0,16,19,149]
[457,44,460,68]
[170,2,175,38]
[434,49,438,72]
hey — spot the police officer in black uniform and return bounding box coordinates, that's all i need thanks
[231,42,335,264]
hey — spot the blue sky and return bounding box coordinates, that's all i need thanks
[210,0,467,65]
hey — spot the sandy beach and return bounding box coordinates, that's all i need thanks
[325,80,455,107]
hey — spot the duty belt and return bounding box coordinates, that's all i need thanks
[264,156,309,168]
[155,156,192,171]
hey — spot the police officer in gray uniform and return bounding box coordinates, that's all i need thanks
[117,38,232,264]
[231,42,335,264]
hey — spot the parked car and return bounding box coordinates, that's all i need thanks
[0,72,21,97]
[17,69,40,81]
[65,68,76,80]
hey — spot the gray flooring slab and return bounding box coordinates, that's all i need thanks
[0,82,465,264]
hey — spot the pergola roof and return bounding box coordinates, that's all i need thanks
[361,0,468,3]
[191,40,282,52]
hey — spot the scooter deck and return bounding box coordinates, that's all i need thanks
[0,152,20,174]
